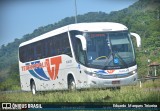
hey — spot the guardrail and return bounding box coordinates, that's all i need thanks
[138,76,160,81]
[137,76,160,88]
[0,90,23,94]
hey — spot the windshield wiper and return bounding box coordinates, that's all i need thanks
[114,52,128,68]
[102,52,128,69]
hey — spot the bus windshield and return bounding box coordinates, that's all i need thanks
[84,31,136,70]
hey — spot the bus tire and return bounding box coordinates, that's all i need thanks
[110,87,121,91]
[31,80,36,95]
[68,78,76,91]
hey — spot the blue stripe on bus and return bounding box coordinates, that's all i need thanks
[28,70,47,81]
[31,61,50,80]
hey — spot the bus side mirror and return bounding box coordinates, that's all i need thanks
[130,33,141,48]
[75,35,87,50]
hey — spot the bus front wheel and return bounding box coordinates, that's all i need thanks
[31,81,36,95]
[68,78,76,91]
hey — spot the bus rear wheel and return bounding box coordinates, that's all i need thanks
[31,81,36,95]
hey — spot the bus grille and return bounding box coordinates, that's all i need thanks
[97,73,132,79]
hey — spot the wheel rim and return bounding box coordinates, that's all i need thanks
[32,83,36,94]
[70,81,76,90]
[69,79,76,91]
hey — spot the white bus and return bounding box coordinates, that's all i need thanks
[19,22,141,94]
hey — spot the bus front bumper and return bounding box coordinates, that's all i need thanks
[88,73,137,88]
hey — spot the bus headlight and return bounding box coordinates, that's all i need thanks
[129,69,137,75]
[84,70,98,77]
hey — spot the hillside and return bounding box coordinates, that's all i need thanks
[0,0,160,90]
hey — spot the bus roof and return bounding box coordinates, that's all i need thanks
[19,22,128,47]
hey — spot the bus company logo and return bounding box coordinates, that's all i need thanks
[46,56,62,80]
[21,56,62,80]
[107,70,115,74]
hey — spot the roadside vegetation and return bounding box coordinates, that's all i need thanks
[0,79,159,102]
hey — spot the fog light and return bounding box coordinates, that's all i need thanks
[91,81,96,84]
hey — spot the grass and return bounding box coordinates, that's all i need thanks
[0,79,160,102]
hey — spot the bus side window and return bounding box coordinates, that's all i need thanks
[55,37,61,55]
[75,38,85,65]
[35,42,42,59]
[19,46,27,62]
[45,39,49,57]
[41,40,45,58]
[70,31,84,63]
[47,38,56,57]
[61,33,72,57]
[29,44,35,61]
[47,39,52,57]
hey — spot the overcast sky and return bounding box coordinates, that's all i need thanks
[0,0,138,46]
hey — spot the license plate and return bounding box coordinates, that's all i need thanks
[112,80,120,84]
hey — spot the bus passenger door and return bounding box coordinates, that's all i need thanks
[74,38,88,88]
